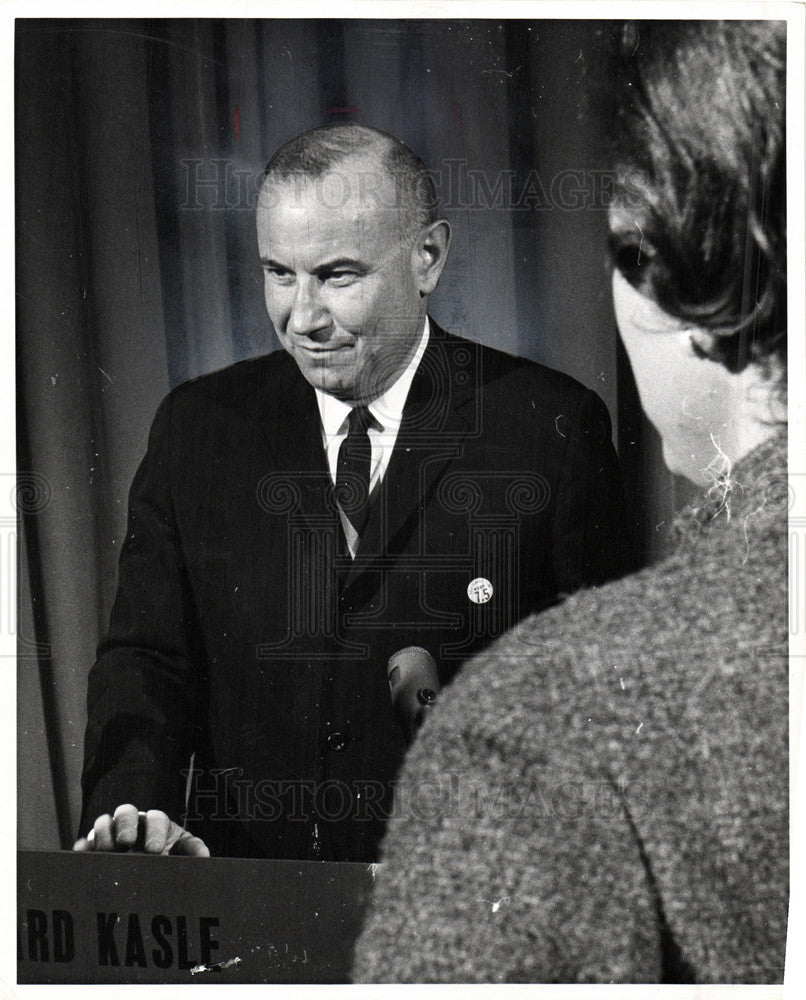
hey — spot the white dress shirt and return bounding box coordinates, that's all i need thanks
[315,318,430,556]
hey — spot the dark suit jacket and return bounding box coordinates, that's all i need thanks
[80,323,627,861]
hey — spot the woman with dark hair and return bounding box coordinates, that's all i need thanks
[607,20,786,482]
[352,21,788,983]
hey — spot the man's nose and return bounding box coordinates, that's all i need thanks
[288,278,329,339]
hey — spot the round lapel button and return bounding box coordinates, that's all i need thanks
[467,577,494,604]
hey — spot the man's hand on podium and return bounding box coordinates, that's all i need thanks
[72,803,210,856]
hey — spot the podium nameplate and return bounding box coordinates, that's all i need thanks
[18,850,375,984]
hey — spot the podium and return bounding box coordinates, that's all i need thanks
[17,850,375,984]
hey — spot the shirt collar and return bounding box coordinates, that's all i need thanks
[314,317,430,437]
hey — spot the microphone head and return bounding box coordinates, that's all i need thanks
[387,646,440,695]
[387,647,441,741]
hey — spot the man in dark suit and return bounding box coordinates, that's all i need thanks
[75,124,627,862]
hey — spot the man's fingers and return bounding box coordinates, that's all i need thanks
[92,813,115,852]
[112,803,141,848]
[73,806,209,857]
[143,810,171,854]
[168,831,211,858]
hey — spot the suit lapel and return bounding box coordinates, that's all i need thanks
[254,355,337,533]
[253,326,482,592]
[341,322,478,590]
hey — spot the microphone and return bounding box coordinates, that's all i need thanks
[387,646,441,742]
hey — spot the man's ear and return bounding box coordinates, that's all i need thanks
[412,220,452,296]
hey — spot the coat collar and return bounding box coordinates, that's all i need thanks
[341,321,479,587]
[255,320,479,583]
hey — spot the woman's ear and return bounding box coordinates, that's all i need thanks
[687,326,721,360]
[688,324,761,375]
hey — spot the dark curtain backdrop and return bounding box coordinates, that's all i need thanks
[16,17,685,850]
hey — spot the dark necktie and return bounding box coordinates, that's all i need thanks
[335,405,372,538]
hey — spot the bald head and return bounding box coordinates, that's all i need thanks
[261,124,439,241]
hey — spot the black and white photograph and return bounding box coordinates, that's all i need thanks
[8,1,805,991]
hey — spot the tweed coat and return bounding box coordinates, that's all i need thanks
[353,432,788,981]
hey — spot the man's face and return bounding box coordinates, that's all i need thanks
[257,157,428,402]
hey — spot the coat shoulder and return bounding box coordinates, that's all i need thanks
[442,329,590,401]
[167,349,294,402]
[154,350,299,428]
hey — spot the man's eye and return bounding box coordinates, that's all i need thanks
[326,271,357,285]
[264,267,294,284]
